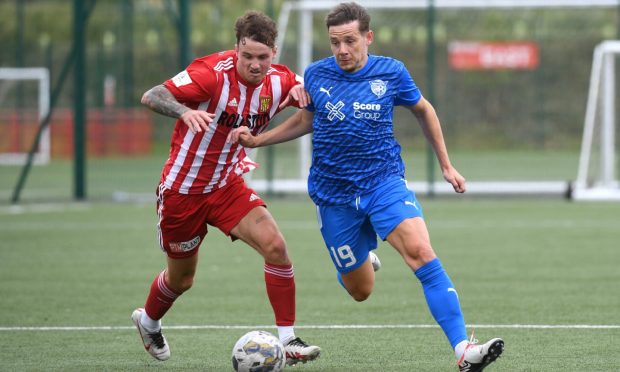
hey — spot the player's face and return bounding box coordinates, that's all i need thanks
[235,38,276,85]
[328,21,373,73]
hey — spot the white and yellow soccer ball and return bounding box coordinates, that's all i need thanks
[231,330,286,372]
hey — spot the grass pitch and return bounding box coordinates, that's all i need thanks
[0,197,619,371]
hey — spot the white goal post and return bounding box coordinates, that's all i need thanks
[572,41,620,201]
[0,67,51,165]
[248,0,619,196]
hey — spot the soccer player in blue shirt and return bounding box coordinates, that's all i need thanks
[228,2,503,371]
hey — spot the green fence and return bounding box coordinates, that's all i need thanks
[1,1,618,203]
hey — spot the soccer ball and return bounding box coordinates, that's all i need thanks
[231,330,286,372]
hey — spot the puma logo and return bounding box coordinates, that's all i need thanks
[320,86,333,97]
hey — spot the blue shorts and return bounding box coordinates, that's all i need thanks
[315,177,424,273]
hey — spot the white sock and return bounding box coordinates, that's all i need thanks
[454,340,469,360]
[140,311,161,332]
[277,326,295,345]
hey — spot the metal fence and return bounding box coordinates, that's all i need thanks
[1,0,619,202]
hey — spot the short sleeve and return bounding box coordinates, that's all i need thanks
[277,65,304,109]
[163,61,215,104]
[394,63,422,107]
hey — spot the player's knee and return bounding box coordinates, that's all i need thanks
[177,277,194,293]
[260,235,289,264]
[403,242,435,269]
[347,282,374,302]
[169,274,195,293]
[350,288,372,302]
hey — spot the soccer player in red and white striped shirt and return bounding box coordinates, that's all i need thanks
[130,10,320,365]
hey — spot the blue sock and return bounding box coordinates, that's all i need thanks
[414,258,468,349]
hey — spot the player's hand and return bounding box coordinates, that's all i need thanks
[279,84,311,109]
[226,126,258,147]
[180,110,215,134]
[443,167,466,193]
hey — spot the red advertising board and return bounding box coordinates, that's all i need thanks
[448,41,539,70]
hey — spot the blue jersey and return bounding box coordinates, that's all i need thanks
[304,55,422,205]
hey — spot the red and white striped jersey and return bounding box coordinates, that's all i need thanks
[161,50,301,194]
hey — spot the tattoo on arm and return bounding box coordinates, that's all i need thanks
[141,85,189,119]
[255,215,273,225]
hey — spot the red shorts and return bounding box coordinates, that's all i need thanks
[155,178,266,259]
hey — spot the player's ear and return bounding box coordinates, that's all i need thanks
[366,30,374,46]
[272,46,278,59]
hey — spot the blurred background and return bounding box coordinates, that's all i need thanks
[1,0,619,204]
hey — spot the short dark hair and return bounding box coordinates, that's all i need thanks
[325,2,370,33]
[235,10,278,48]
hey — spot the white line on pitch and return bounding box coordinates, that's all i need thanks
[0,202,92,215]
[0,324,618,332]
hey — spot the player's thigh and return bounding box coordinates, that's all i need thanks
[156,185,208,259]
[340,252,375,297]
[231,206,289,263]
[317,204,377,274]
[366,178,433,269]
[367,177,424,240]
[206,179,269,240]
[386,217,435,270]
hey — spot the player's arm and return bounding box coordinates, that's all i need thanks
[278,70,311,109]
[227,109,314,148]
[141,84,215,134]
[406,97,466,193]
[279,84,311,109]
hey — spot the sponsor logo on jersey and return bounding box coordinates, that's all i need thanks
[369,79,387,98]
[217,111,270,129]
[325,101,345,121]
[353,101,382,120]
[169,236,201,253]
[227,97,238,107]
[249,193,260,202]
[172,70,192,87]
[259,96,272,113]
[353,102,381,110]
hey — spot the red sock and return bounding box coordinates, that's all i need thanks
[144,270,180,320]
[264,263,295,326]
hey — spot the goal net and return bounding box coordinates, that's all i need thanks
[0,67,51,165]
[246,0,618,197]
[572,41,620,201]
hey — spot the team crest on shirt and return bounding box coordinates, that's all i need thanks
[259,96,272,113]
[369,79,387,98]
